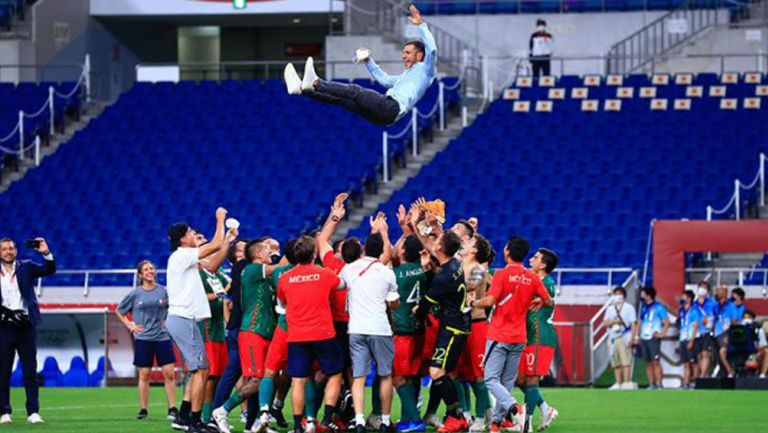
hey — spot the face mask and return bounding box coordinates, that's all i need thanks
[537,25,545,32]
[743,319,754,325]
[612,295,624,304]
[697,288,708,297]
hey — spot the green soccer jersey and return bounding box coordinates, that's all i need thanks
[198,269,228,342]
[526,274,557,347]
[269,264,294,331]
[393,262,429,335]
[240,263,276,339]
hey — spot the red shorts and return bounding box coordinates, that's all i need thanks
[204,341,228,377]
[459,320,488,381]
[265,327,289,373]
[420,315,440,374]
[238,331,271,378]
[519,345,555,378]
[394,334,425,377]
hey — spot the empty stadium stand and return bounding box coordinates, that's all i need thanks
[0,78,457,285]
[348,72,768,282]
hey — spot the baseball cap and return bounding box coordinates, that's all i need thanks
[168,222,190,251]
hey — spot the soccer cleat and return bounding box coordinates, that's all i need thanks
[171,415,190,431]
[424,414,444,429]
[608,383,621,390]
[305,418,317,433]
[366,414,382,430]
[397,420,426,432]
[500,420,519,432]
[284,63,303,95]
[437,415,466,433]
[27,413,44,424]
[620,382,635,390]
[252,411,271,433]
[270,407,289,428]
[212,407,233,433]
[470,418,487,432]
[355,423,365,433]
[168,407,180,421]
[324,414,347,433]
[0,414,11,424]
[538,407,558,431]
[137,409,149,420]
[490,422,502,433]
[380,422,395,433]
[302,57,320,91]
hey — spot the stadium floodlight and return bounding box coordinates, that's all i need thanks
[233,0,246,9]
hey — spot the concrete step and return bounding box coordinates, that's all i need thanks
[0,102,108,193]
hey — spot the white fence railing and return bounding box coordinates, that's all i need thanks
[0,55,91,165]
[706,152,766,220]
[686,267,768,294]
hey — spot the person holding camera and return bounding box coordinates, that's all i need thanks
[0,237,55,425]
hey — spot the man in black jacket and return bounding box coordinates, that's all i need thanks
[529,19,554,77]
[0,237,55,425]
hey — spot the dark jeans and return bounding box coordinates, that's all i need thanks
[0,324,39,416]
[306,80,401,126]
[531,58,551,77]
[213,328,242,408]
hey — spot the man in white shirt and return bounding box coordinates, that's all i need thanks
[603,287,637,390]
[340,219,400,433]
[0,237,55,425]
[165,207,232,433]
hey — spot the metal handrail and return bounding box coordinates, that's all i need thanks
[405,0,744,14]
[604,0,749,74]
[686,266,768,291]
[706,152,766,221]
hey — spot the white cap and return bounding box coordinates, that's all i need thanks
[225,217,240,230]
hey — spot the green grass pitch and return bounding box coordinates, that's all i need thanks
[1,386,764,433]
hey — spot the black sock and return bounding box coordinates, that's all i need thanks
[426,378,442,416]
[294,415,304,431]
[190,411,201,425]
[323,404,336,424]
[434,376,460,418]
[246,395,259,430]
[179,400,191,421]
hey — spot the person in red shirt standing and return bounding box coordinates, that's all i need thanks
[277,236,345,433]
[467,236,552,432]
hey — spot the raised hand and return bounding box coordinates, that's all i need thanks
[397,204,408,227]
[216,207,228,221]
[407,4,423,25]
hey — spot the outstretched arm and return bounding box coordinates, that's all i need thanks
[409,5,436,71]
[318,193,348,258]
[365,58,399,88]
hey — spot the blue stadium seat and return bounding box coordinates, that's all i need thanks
[62,356,89,387]
[40,356,63,387]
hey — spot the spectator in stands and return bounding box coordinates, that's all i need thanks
[677,290,701,389]
[693,282,717,378]
[529,19,554,77]
[603,286,637,390]
[718,287,747,378]
[0,237,55,425]
[633,286,670,389]
[115,260,177,421]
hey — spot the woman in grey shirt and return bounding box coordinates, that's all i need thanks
[116,260,178,420]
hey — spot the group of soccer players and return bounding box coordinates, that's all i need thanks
[158,196,561,433]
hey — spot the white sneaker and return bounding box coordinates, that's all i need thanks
[538,407,558,431]
[513,404,526,433]
[27,413,44,424]
[306,419,316,433]
[302,57,319,91]
[283,63,302,95]
[608,383,621,390]
[0,414,11,424]
[212,407,232,433]
[424,414,443,429]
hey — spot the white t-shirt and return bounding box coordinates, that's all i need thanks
[340,257,399,336]
[604,302,636,343]
[166,247,211,321]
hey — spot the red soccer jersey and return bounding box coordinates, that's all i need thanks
[322,250,350,322]
[277,264,341,342]
[486,262,551,344]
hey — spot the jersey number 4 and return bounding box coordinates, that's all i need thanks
[407,281,421,304]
